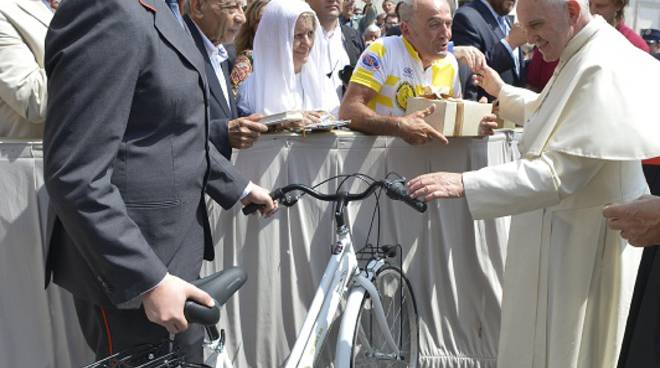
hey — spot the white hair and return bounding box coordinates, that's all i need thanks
[534,0,590,15]
[363,23,381,36]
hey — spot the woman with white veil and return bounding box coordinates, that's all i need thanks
[237,0,340,121]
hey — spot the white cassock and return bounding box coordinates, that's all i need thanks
[462,16,660,368]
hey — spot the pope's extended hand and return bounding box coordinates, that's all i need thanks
[407,172,465,201]
[603,195,660,247]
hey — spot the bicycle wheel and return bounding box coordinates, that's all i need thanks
[350,266,419,368]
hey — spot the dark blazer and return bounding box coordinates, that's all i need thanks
[341,24,365,68]
[452,0,525,100]
[43,0,248,307]
[185,15,235,160]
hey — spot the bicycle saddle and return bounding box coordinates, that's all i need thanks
[183,267,247,326]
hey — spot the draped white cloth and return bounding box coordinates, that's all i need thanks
[0,140,93,368]
[237,0,340,116]
[2,132,519,368]
[205,131,522,368]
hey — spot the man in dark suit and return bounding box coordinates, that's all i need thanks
[184,0,268,157]
[452,0,527,100]
[43,0,276,362]
[307,0,365,97]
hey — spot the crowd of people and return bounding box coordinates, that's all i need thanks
[1,0,660,366]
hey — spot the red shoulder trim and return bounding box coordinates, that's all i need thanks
[138,0,157,13]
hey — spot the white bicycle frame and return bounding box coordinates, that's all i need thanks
[206,224,402,368]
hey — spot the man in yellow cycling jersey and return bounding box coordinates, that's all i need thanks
[340,0,495,145]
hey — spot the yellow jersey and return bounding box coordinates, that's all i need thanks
[350,36,461,117]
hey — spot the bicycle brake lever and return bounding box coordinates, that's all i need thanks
[280,193,299,207]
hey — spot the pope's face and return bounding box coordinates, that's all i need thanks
[517,0,572,62]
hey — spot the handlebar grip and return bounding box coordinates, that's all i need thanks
[406,197,427,213]
[386,180,428,213]
[242,188,289,215]
[183,300,220,327]
[242,203,264,215]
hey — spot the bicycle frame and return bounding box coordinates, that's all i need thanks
[284,205,401,367]
[210,180,423,368]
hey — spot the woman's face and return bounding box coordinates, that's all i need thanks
[292,14,315,73]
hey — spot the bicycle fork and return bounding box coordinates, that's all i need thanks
[335,259,402,365]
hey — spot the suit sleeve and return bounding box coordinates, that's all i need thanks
[209,116,232,160]
[205,140,249,208]
[43,0,167,305]
[0,10,47,123]
[452,11,516,74]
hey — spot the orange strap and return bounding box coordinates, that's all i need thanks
[99,307,113,355]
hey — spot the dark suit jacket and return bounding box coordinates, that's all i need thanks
[341,24,365,68]
[43,0,248,307]
[452,0,525,100]
[185,16,235,160]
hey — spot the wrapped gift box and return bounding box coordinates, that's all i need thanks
[406,97,494,137]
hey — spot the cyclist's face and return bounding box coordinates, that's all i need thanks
[402,0,452,60]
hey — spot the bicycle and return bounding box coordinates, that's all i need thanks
[241,173,427,367]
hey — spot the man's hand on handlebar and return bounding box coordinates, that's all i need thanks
[241,184,278,216]
[143,273,215,335]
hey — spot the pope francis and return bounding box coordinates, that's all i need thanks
[407,0,660,366]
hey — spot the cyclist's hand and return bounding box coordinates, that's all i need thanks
[407,172,465,200]
[398,105,448,145]
[143,273,215,335]
[241,184,278,216]
[453,46,486,71]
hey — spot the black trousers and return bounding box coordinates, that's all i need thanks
[74,297,204,364]
[617,164,660,368]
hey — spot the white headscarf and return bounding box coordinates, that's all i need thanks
[239,0,340,115]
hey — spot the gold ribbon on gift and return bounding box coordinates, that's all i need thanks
[453,100,464,136]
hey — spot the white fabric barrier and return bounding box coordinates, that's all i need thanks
[204,131,521,368]
[0,140,94,368]
[0,131,520,368]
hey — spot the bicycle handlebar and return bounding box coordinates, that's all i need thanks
[242,178,427,215]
